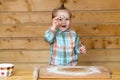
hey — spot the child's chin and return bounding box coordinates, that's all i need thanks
[60,28,67,32]
[60,27,68,31]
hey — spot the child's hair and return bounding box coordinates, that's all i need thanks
[52,3,72,19]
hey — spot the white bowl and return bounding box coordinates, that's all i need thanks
[0,63,14,77]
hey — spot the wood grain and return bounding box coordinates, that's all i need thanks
[0,24,120,37]
[0,66,119,80]
[0,11,120,24]
[0,38,48,49]
[0,0,120,11]
[40,66,111,78]
[0,49,120,63]
[0,37,120,49]
[0,69,33,80]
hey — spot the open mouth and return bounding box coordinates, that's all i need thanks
[61,25,66,28]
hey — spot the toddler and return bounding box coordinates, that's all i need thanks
[44,4,87,66]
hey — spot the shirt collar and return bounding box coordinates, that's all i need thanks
[57,29,70,34]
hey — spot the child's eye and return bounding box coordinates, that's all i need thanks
[66,18,69,20]
[59,18,62,21]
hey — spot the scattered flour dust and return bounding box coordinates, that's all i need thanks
[47,66,101,76]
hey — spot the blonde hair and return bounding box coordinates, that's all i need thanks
[52,4,72,19]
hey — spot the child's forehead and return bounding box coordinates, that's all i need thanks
[56,10,70,16]
[57,9,68,12]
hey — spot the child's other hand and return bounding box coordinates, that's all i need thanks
[80,45,87,54]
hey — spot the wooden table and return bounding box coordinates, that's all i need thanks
[39,66,120,80]
[0,67,119,80]
[39,70,120,80]
[0,69,33,80]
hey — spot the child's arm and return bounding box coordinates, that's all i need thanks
[44,29,56,44]
[74,35,87,54]
[50,16,61,32]
[74,35,81,54]
[44,16,60,44]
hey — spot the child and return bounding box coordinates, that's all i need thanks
[44,4,87,66]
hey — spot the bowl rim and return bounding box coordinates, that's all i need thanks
[0,63,14,70]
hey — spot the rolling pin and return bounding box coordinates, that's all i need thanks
[33,67,39,80]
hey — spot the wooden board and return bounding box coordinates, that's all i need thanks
[1,12,120,24]
[0,24,120,37]
[0,0,120,11]
[40,66,111,79]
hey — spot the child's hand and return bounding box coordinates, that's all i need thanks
[80,45,87,54]
[50,17,61,31]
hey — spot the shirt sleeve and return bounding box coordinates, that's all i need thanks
[44,29,56,44]
[74,34,81,54]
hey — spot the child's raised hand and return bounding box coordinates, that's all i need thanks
[80,45,87,54]
[50,16,61,31]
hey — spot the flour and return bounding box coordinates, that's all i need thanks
[47,66,101,76]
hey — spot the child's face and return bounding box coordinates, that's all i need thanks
[56,10,70,31]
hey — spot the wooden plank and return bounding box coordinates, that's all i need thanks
[0,11,120,24]
[0,24,48,37]
[66,0,120,10]
[0,49,120,62]
[0,38,49,49]
[71,11,120,24]
[39,66,111,79]
[78,49,120,62]
[0,50,50,62]
[0,12,51,24]
[13,63,49,69]
[0,24,120,37]
[71,24,120,37]
[0,37,120,49]
[81,37,120,49]
[0,0,120,11]
[0,0,60,11]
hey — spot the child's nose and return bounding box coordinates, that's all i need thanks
[61,19,66,24]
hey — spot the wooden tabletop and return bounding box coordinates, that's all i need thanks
[0,67,119,80]
[39,66,120,80]
[0,69,33,80]
[40,66,111,79]
[39,69,120,80]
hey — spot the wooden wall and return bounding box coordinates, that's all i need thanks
[0,0,120,70]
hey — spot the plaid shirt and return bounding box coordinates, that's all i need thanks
[44,29,81,66]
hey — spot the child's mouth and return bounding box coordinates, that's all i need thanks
[61,25,66,28]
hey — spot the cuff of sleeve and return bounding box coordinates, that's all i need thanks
[75,47,81,54]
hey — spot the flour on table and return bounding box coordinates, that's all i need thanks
[47,66,101,76]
